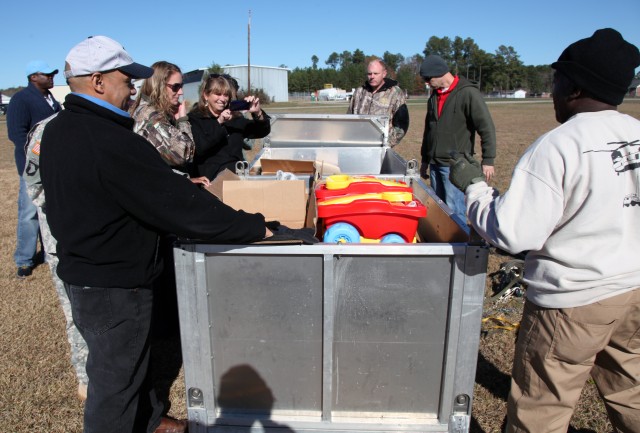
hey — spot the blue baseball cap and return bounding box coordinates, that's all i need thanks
[26,60,58,77]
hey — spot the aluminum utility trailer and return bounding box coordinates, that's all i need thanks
[174,114,489,433]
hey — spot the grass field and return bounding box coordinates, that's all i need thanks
[1,98,638,432]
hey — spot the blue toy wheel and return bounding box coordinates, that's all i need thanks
[324,222,360,243]
[380,233,406,244]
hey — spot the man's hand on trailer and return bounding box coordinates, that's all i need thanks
[265,221,319,244]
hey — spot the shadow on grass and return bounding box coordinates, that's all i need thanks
[470,351,511,432]
[476,352,511,401]
[470,416,489,433]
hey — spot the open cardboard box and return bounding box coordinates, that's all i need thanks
[250,158,341,176]
[205,168,317,231]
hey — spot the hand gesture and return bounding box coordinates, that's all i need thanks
[218,109,233,124]
[174,101,187,120]
[245,95,261,114]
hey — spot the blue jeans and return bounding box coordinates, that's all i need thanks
[14,177,40,267]
[65,283,164,433]
[429,164,469,231]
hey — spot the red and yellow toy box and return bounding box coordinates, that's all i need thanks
[316,176,427,243]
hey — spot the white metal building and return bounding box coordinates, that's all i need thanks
[50,85,71,104]
[223,65,289,102]
[181,65,289,106]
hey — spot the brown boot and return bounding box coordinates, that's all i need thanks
[153,416,187,433]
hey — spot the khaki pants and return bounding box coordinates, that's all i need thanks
[506,288,640,433]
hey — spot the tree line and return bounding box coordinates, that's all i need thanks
[287,35,556,96]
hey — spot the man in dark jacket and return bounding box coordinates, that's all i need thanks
[348,58,409,147]
[419,55,496,231]
[7,60,61,277]
[40,35,271,433]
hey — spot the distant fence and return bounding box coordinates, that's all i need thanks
[288,90,640,101]
[289,92,313,102]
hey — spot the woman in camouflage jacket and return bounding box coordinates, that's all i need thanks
[130,61,208,185]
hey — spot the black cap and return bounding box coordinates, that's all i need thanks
[551,28,640,105]
[420,55,449,78]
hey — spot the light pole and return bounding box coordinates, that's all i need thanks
[247,9,251,95]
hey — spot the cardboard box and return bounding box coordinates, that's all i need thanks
[206,170,309,229]
[258,159,316,175]
[250,158,340,176]
[223,180,307,228]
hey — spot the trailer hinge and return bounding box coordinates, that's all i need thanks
[372,116,389,145]
[405,159,419,177]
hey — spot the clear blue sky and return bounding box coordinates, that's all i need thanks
[1,0,638,89]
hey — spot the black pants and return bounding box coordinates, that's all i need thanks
[65,283,164,433]
[151,236,181,339]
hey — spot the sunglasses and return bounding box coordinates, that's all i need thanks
[166,82,184,92]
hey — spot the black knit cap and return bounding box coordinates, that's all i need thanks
[551,28,640,105]
[420,55,450,78]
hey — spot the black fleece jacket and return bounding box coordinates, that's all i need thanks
[188,109,270,180]
[40,94,266,288]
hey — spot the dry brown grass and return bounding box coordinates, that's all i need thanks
[1,99,639,432]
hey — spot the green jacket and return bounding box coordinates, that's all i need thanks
[420,76,496,166]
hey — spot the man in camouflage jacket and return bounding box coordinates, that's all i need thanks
[347,59,409,147]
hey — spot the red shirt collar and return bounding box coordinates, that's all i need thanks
[436,75,459,96]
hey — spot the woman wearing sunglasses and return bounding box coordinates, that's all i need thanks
[130,61,211,348]
[130,61,209,186]
[187,73,270,180]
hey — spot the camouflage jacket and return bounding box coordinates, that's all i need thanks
[23,112,59,257]
[24,112,58,209]
[131,97,195,167]
[347,78,409,147]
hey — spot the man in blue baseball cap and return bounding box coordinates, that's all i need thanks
[7,59,61,278]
